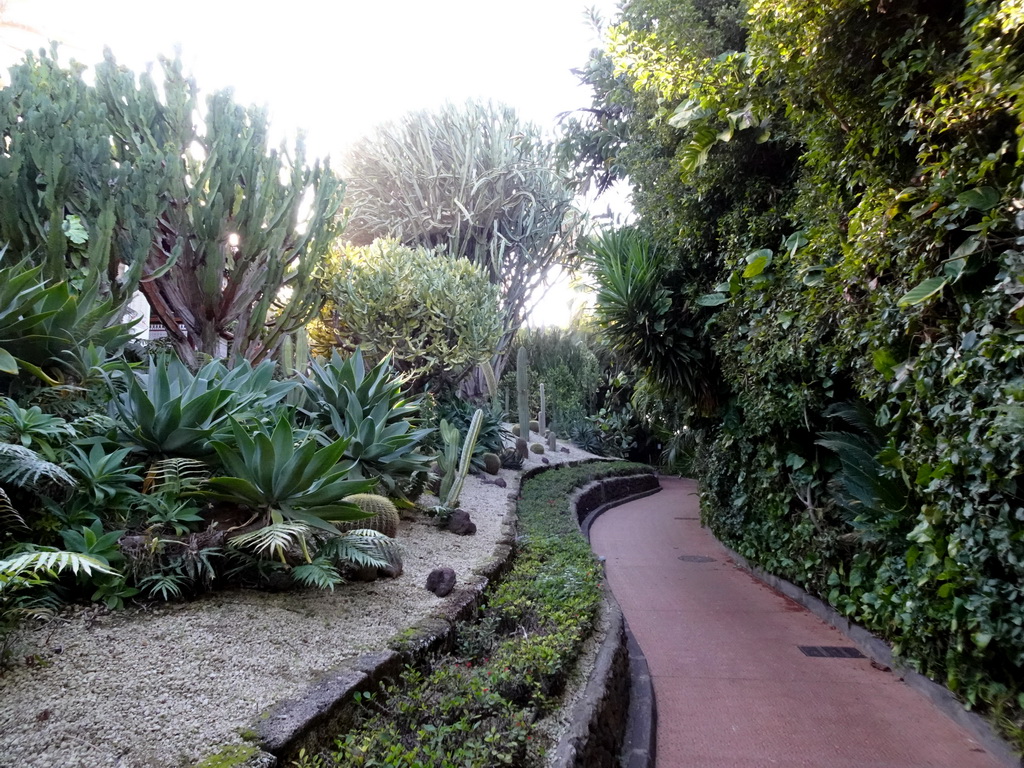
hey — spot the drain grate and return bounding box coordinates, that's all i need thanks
[674,516,700,520]
[798,645,865,658]
[677,555,715,563]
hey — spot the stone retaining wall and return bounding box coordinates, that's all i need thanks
[240,461,658,767]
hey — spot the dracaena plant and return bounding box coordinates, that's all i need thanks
[201,416,375,533]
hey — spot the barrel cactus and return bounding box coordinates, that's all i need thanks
[336,494,400,537]
[481,452,501,475]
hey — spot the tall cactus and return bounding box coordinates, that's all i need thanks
[539,382,547,436]
[0,48,167,312]
[517,346,530,440]
[444,408,484,510]
[95,51,344,367]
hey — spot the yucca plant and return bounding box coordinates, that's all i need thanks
[202,416,375,534]
[584,227,719,415]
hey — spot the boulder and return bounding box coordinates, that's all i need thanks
[446,509,477,536]
[425,567,457,597]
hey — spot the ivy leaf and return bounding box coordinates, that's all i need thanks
[898,276,947,307]
[62,214,89,245]
[956,187,1000,211]
[742,249,773,278]
[971,631,993,650]
[696,293,729,307]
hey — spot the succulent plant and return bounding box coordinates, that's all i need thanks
[530,442,545,454]
[481,452,501,475]
[336,493,400,538]
[529,420,540,434]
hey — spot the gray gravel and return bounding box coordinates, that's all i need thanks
[0,439,596,768]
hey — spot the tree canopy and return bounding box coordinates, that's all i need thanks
[342,101,582,371]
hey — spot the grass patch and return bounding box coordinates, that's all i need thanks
[291,461,651,768]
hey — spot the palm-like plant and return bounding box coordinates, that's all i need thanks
[584,227,718,414]
[202,417,375,533]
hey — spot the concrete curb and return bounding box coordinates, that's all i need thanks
[723,544,1024,768]
[238,461,657,767]
[245,501,521,765]
[548,475,660,768]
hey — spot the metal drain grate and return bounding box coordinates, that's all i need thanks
[798,645,865,658]
[677,555,715,563]
[674,516,700,520]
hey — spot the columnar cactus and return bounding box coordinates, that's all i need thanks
[539,383,547,436]
[517,346,529,440]
[444,408,484,510]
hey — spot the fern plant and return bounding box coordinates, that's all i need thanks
[1,548,117,664]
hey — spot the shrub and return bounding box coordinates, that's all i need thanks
[303,461,651,767]
[310,239,502,392]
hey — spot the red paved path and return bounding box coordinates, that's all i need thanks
[589,476,1003,768]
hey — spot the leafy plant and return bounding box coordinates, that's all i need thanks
[202,416,375,533]
[111,356,291,457]
[302,349,433,493]
[0,398,74,453]
[311,239,503,392]
[63,444,143,506]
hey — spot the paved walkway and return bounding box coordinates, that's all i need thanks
[589,476,1004,768]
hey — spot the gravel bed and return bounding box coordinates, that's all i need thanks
[0,436,596,768]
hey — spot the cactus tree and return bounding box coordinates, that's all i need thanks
[96,52,344,367]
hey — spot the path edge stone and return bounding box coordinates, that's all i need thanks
[723,543,1024,768]
[247,494,522,765]
[549,471,661,768]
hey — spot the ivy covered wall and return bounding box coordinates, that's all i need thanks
[564,0,1024,743]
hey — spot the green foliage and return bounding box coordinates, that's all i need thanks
[311,239,503,392]
[342,101,582,365]
[305,461,648,768]
[504,327,601,437]
[565,0,1024,745]
[203,416,376,534]
[434,409,484,513]
[0,248,137,385]
[300,349,433,494]
[111,356,291,457]
[583,227,718,415]
[94,52,344,367]
[0,48,164,309]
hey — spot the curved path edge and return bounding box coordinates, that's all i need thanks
[550,473,661,768]
[724,545,1024,768]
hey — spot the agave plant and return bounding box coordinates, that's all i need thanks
[301,348,418,425]
[302,349,433,492]
[111,356,295,457]
[0,248,138,384]
[202,416,375,533]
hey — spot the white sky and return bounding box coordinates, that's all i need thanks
[0,0,629,326]
[1,0,620,160]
